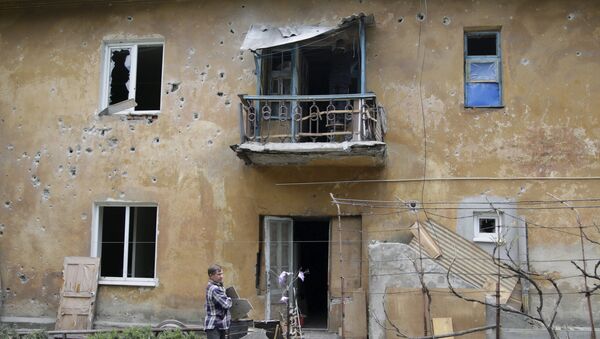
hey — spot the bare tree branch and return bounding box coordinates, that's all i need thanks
[408,324,497,339]
[407,254,433,337]
[446,257,560,339]
[547,193,597,338]
[369,307,409,338]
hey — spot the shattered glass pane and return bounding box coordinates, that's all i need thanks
[282,78,291,94]
[272,51,292,71]
[466,83,501,107]
[109,48,131,105]
[469,62,497,81]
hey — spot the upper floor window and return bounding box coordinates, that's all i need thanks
[91,203,158,286]
[464,31,502,107]
[100,41,164,115]
[473,211,502,242]
[260,34,359,99]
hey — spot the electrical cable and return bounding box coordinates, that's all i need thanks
[417,0,430,222]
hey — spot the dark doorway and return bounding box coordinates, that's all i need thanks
[294,219,329,329]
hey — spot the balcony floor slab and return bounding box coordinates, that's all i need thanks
[230,141,386,166]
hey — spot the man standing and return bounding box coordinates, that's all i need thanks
[204,264,232,339]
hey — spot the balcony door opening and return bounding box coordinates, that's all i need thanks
[260,29,360,143]
[304,45,359,96]
[301,38,359,142]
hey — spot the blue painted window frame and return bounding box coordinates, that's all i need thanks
[464,31,503,108]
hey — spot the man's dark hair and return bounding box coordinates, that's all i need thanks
[208,264,222,277]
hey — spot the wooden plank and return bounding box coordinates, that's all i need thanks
[329,217,362,297]
[62,292,95,298]
[327,290,367,338]
[297,131,352,137]
[432,318,454,339]
[410,222,442,259]
[55,257,100,331]
[344,290,367,339]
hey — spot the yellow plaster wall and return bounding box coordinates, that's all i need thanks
[0,0,599,327]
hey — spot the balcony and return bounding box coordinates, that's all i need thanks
[230,93,386,166]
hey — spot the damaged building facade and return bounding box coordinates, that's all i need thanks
[1,0,600,337]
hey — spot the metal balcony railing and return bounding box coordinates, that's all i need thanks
[238,93,386,144]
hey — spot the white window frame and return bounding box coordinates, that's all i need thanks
[91,201,159,287]
[99,40,165,115]
[473,211,502,243]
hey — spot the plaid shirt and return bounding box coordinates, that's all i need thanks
[204,280,232,330]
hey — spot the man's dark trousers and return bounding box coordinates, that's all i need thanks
[206,328,227,339]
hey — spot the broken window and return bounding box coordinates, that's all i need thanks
[464,31,502,107]
[261,38,359,97]
[102,42,164,114]
[93,204,158,286]
[264,50,292,118]
[473,211,501,242]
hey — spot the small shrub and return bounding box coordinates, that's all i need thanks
[84,326,205,339]
[157,329,203,339]
[87,329,120,339]
[23,330,47,339]
[121,327,153,339]
[0,324,17,339]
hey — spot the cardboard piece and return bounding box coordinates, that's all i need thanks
[231,299,254,320]
[410,222,442,259]
[227,286,240,299]
[384,287,486,339]
[227,286,254,320]
[433,317,454,338]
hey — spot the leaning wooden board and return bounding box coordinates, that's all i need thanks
[55,257,100,330]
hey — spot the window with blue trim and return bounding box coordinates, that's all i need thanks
[464,31,502,107]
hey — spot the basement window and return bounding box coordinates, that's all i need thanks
[100,42,164,115]
[464,31,502,107]
[473,211,501,242]
[92,203,158,286]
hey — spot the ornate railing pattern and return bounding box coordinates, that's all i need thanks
[238,93,386,144]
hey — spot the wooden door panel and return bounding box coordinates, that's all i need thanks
[55,257,100,330]
[329,216,362,296]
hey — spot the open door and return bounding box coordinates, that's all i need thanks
[328,216,367,338]
[264,216,294,320]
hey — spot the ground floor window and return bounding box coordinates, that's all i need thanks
[92,203,158,286]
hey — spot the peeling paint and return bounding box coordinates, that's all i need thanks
[1,0,599,330]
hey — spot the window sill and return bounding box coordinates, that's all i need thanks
[111,111,160,119]
[473,236,498,243]
[116,110,160,116]
[464,106,505,109]
[99,277,158,287]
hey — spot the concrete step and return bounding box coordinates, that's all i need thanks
[300,329,340,339]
